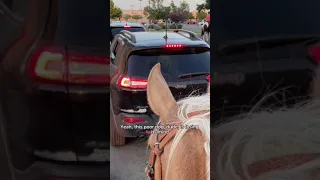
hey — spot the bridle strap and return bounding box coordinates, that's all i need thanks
[146,126,179,180]
[145,110,209,180]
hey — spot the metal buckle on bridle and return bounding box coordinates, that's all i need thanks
[154,134,164,154]
[154,142,163,154]
[145,162,154,179]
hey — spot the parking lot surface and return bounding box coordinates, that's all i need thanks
[110,137,149,180]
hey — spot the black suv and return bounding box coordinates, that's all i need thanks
[110,22,145,43]
[211,0,320,121]
[110,30,210,146]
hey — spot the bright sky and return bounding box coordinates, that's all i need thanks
[113,0,204,12]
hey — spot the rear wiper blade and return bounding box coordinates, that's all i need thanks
[218,36,320,53]
[178,72,210,79]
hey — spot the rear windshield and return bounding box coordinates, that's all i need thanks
[111,27,145,40]
[54,0,109,47]
[127,48,210,79]
[211,0,320,49]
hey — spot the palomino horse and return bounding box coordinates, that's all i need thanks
[145,63,210,180]
[212,67,320,179]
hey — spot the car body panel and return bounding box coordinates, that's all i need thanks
[0,0,110,178]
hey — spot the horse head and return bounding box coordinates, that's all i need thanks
[146,63,210,180]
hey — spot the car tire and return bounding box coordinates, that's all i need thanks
[110,128,126,146]
[109,105,126,146]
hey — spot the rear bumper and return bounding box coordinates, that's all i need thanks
[14,161,110,180]
[112,112,159,137]
[5,84,110,168]
[30,85,110,151]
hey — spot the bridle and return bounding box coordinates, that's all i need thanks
[145,110,209,180]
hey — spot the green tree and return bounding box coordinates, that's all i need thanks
[110,0,122,19]
[144,0,171,22]
[132,14,143,22]
[188,12,194,20]
[196,11,207,21]
[170,2,177,13]
[196,0,210,12]
[205,0,210,9]
[168,1,189,27]
[170,1,189,15]
[196,4,205,13]
[123,14,132,21]
[177,1,189,14]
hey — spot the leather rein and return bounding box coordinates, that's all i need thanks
[145,110,209,180]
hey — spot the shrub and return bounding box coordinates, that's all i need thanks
[169,24,176,29]
[148,25,154,29]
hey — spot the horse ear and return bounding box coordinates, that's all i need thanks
[311,67,320,99]
[147,63,178,123]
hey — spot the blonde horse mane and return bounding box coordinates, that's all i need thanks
[212,67,320,180]
[165,94,210,180]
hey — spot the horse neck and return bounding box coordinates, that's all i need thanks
[164,129,208,180]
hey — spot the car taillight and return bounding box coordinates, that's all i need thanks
[117,75,147,89]
[124,25,131,28]
[28,46,67,84]
[165,44,183,48]
[308,44,320,64]
[123,117,144,123]
[28,45,109,84]
[68,54,109,85]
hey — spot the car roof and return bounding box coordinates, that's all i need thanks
[110,22,144,27]
[121,31,209,47]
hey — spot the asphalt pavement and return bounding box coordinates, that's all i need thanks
[110,137,149,180]
[182,24,202,33]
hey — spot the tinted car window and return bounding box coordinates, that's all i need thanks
[54,0,109,47]
[127,48,210,79]
[111,27,145,40]
[12,0,27,18]
[211,0,320,49]
[1,0,27,19]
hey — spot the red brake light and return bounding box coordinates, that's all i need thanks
[28,45,110,85]
[308,44,320,64]
[165,44,183,48]
[117,75,148,89]
[124,25,131,28]
[28,46,67,84]
[67,54,109,85]
[123,117,145,123]
[206,75,210,83]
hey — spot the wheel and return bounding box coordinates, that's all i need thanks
[110,106,126,146]
[110,128,126,146]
